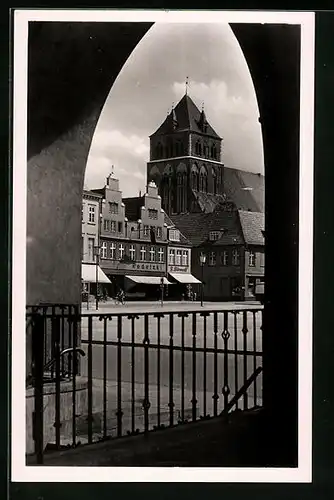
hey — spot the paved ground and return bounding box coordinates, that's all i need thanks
[76,301,263,438]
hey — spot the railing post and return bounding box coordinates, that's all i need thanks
[31,312,45,464]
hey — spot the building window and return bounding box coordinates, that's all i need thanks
[110,242,116,259]
[221,250,228,266]
[249,250,256,267]
[182,250,188,266]
[129,244,136,261]
[88,238,94,261]
[81,207,84,222]
[109,202,118,214]
[118,222,123,233]
[232,249,240,266]
[101,242,107,259]
[103,219,109,231]
[158,247,164,263]
[119,244,125,260]
[111,221,116,232]
[169,249,175,265]
[148,208,158,219]
[144,225,150,237]
[260,252,265,268]
[209,251,216,266]
[176,250,182,265]
[169,229,180,242]
[156,227,162,238]
[209,231,221,241]
[149,247,155,262]
[88,205,95,223]
[140,246,146,261]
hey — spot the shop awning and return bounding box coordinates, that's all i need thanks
[169,273,201,284]
[82,264,111,284]
[125,275,172,285]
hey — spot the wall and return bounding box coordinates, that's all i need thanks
[82,193,101,263]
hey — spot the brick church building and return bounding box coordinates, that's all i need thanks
[146,91,265,301]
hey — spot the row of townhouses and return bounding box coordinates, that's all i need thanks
[82,91,265,301]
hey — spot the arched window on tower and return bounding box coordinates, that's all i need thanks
[212,169,217,194]
[175,141,180,157]
[191,164,199,190]
[199,166,208,192]
[176,164,187,213]
[156,142,163,159]
[195,140,202,156]
[211,143,217,160]
[204,143,209,158]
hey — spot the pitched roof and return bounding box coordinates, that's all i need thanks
[170,207,244,247]
[238,210,265,245]
[191,190,228,213]
[123,196,144,221]
[150,94,221,139]
[223,167,265,212]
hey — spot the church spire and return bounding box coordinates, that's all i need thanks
[185,76,189,95]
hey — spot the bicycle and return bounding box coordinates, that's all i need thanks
[114,293,125,305]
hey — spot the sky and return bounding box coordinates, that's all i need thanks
[84,22,264,197]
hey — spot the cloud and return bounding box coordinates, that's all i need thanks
[91,129,149,160]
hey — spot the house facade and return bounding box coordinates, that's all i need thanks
[171,208,264,301]
[88,174,194,300]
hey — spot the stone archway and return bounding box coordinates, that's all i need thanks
[26,22,300,465]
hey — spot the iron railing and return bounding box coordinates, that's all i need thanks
[27,306,263,464]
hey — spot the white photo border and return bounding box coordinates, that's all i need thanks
[11,9,315,483]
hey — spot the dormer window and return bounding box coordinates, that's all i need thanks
[169,228,180,242]
[209,231,221,241]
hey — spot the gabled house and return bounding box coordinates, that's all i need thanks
[171,205,265,301]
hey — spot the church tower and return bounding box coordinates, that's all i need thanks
[147,92,225,215]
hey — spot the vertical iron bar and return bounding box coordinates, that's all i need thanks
[87,315,93,444]
[156,314,161,428]
[143,314,150,432]
[131,315,136,434]
[242,311,249,410]
[32,312,44,464]
[181,314,185,422]
[68,306,73,378]
[169,313,174,427]
[72,315,77,447]
[213,312,219,416]
[116,315,123,437]
[50,306,55,380]
[53,317,61,449]
[253,311,257,407]
[203,313,207,417]
[43,306,47,369]
[61,307,65,376]
[191,313,197,422]
[234,312,239,411]
[222,311,230,411]
[103,316,108,438]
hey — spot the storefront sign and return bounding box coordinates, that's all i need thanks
[132,263,164,271]
[168,265,190,273]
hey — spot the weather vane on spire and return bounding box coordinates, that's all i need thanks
[111,164,114,176]
[201,101,205,111]
[185,76,189,95]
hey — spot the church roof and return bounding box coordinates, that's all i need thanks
[223,167,265,213]
[150,94,221,139]
[190,168,264,214]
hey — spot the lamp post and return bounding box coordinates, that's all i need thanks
[199,252,206,307]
